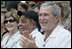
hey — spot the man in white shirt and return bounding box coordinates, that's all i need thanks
[37,2,71,48]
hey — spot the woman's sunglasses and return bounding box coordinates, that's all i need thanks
[4,19,16,24]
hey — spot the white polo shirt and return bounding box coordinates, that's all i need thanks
[32,25,71,48]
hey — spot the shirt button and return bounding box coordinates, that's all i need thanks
[43,45,45,46]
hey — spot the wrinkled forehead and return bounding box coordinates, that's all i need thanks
[39,6,52,13]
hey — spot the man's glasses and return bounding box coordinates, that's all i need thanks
[4,19,16,24]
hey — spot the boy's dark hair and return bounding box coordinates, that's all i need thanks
[26,11,40,28]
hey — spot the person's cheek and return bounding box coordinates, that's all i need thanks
[23,24,27,28]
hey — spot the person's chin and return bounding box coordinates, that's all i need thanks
[7,27,14,31]
[41,27,46,30]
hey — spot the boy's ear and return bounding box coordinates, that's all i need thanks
[32,20,36,26]
[31,20,36,28]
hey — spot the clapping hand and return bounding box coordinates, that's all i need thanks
[20,30,37,48]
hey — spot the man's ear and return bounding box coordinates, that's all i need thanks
[55,16,59,23]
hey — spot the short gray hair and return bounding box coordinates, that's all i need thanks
[41,2,61,17]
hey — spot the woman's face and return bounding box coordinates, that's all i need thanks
[4,17,18,31]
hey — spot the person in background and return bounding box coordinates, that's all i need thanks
[53,1,70,25]
[28,2,36,11]
[34,4,40,14]
[5,1,20,11]
[17,2,28,17]
[18,2,28,12]
[53,1,71,32]
[64,9,71,32]
[1,1,8,13]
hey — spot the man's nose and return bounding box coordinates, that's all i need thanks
[39,15,44,20]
